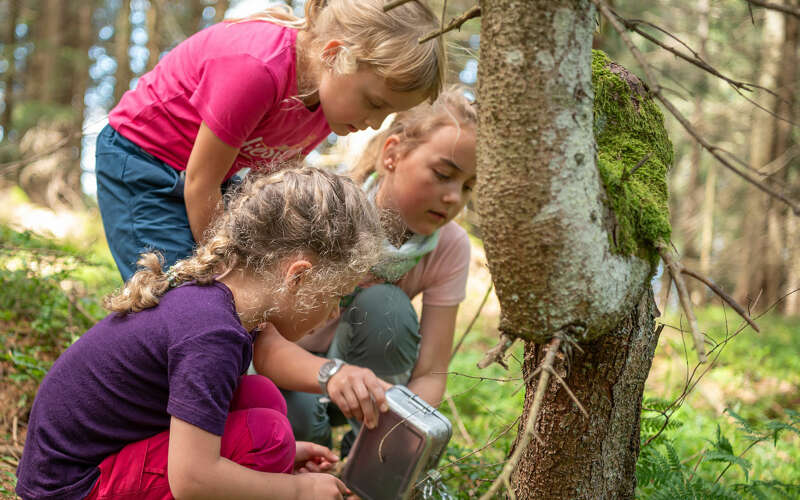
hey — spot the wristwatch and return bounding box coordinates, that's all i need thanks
[318,358,346,398]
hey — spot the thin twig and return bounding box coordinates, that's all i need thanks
[451,283,493,362]
[543,366,589,417]
[680,267,760,332]
[435,371,521,383]
[744,0,800,18]
[419,5,481,43]
[479,337,562,500]
[445,394,474,446]
[477,332,516,369]
[594,0,800,216]
[436,415,522,471]
[657,243,706,362]
[621,151,653,181]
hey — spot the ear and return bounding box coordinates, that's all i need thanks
[284,259,313,293]
[381,135,401,171]
[320,39,345,65]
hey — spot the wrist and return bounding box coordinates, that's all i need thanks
[317,358,346,397]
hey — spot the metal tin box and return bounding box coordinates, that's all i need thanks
[341,385,452,500]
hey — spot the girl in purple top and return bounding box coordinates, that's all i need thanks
[16,168,385,500]
[96,0,445,281]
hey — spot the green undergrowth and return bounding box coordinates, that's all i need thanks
[592,50,673,261]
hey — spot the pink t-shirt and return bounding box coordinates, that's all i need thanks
[109,21,331,180]
[298,221,471,353]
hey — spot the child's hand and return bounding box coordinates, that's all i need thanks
[296,473,350,499]
[326,365,392,429]
[294,441,338,474]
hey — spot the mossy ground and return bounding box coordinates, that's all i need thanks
[592,50,672,261]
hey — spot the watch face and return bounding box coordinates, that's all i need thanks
[321,360,336,378]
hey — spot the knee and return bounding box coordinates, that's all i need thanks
[340,284,421,373]
[230,375,287,415]
[243,408,296,474]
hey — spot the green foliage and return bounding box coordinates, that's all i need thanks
[592,50,673,261]
[636,406,800,499]
[0,224,116,380]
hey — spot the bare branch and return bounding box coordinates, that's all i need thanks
[657,243,706,362]
[744,0,800,18]
[479,337,562,500]
[477,332,516,369]
[419,5,481,43]
[594,0,800,216]
[680,267,760,333]
[451,283,493,362]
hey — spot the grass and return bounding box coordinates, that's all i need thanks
[1,216,798,499]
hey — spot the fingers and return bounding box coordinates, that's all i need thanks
[352,379,378,429]
[327,365,391,424]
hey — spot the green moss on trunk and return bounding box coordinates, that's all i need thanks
[592,50,672,261]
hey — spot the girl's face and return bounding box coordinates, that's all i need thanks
[377,125,477,236]
[271,291,342,342]
[318,65,427,136]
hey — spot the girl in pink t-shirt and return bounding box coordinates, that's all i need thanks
[256,89,477,452]
[96,0,445,281]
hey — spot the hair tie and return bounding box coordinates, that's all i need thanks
[165,267,179,288]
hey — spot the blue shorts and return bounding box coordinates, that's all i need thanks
[95,125,239,281]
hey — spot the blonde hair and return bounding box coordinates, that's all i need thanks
[105,167,383,314]
[351,87,477,183]
[228,0,445,101]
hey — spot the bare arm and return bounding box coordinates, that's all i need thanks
[407,304,459,407]
[167,416,347,500]
[253,324,390,428]
[184,122,240,243]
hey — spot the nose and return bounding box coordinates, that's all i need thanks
[442,185,463,205]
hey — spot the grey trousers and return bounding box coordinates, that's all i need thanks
[283,284,421,447]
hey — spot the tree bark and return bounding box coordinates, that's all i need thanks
[511,290,659,498]
[476,0,652,344]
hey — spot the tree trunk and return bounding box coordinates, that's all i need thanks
[114,0,133,105]
[476,0,654,344]
[734,9,783,309]
[694,0,714,303]
[146,0,163,71]
[476,0,670,496]
[511,290,659,498]
[214,0,230,23]
[1,0,19,139]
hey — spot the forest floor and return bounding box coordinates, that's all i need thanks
[1,197,799,498]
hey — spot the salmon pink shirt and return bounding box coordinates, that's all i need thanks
[109,21,331,180]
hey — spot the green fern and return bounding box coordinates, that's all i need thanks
[636,407,800,500]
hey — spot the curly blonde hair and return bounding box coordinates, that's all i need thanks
[105,167,383,314]
[350,87,477,183]
[228,0,446,102]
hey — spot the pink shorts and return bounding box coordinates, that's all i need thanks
[85,375,294,499]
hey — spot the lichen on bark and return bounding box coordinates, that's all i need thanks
[592,50,673,262]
